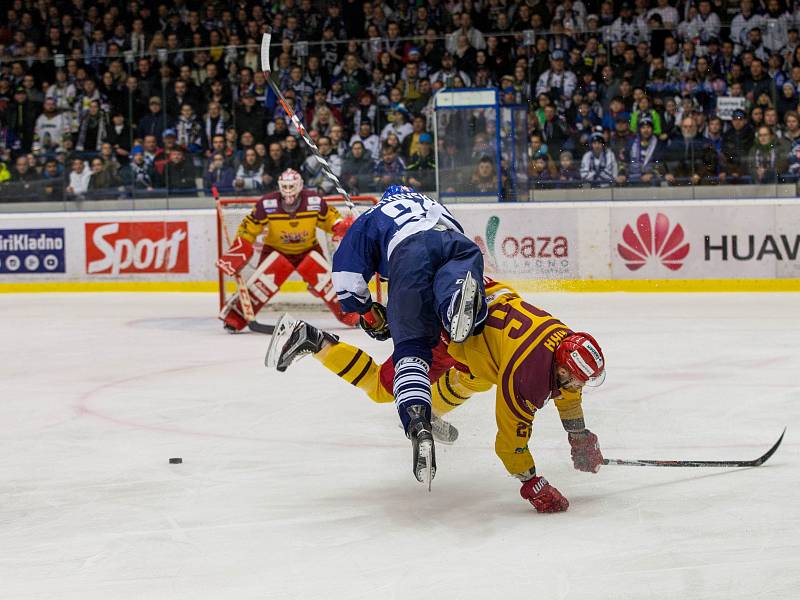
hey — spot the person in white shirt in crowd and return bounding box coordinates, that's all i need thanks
[535,50,578,110]
[762,0,791,54]
[34,97,70,155]
[690,0,721,45]
[647,0,679,31]
[731,0,764,52]
[608,2,647,45]
[446,12,485,54]
[234,148,265,192]
[581,131,619,187]
[350,120,381,160]
[380,107,414,143]
[66,158,92,197]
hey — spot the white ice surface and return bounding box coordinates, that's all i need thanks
[1,292,798,600]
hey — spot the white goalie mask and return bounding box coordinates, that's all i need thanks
[278,169,304,207]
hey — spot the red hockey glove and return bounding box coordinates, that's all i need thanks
[360,302,391,341]
[331,216,355,243]
[568,429,603,473]
[216,237,254,276]
[520,475,569,513]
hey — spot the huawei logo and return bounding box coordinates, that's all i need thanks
[617,213,690,271]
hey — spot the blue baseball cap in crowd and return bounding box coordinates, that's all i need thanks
[551,49,566,61]
[732,109,746,119]
[419,133,432,143]
[163,128,177,138]
[132,145,144,154]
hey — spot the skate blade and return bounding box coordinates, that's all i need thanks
[450,272,477,343]
[416,439,436,492]
[264,313,298,369]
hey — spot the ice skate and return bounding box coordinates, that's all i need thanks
[431,413,459,444]
[406,406,437,491]
[265,313,338,371]
[448,271,480,343]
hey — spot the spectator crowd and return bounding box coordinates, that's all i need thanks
[2,0,800,202]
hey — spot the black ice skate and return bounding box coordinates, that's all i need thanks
[448,271,480,343]
[265,313,338,372]
[406,405,437,491]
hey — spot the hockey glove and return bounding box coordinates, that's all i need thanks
[568,429,603,473]
[331,216,355,243]
[216,237,254,276]
[359,302,391,341]
[520,475,569,513]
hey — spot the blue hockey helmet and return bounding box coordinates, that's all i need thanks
[381,184,414,200]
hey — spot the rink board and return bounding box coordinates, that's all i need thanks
[1,199,799,292]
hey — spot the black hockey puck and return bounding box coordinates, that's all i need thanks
[169,457,183,464]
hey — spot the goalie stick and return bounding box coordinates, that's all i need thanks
[213,185,275,335]
[260,33,354,210]
[602,428,785,468]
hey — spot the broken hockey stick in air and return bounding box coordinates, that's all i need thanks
[260,33,354,210]
[213,185,275,335]
[602,428,785,468]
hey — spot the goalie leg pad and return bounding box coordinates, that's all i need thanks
[219,251,295,331]
[297,249,359,326]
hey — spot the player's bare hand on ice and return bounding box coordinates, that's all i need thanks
[359,303,390,341]
[520,475,569,513]
[568,429,603,473]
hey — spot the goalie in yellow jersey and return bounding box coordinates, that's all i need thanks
[265,279,607,513]
[216,169,359,332]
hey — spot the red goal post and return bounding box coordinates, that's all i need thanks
[215,194,381,310]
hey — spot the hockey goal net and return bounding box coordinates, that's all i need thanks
[216,194,380,312]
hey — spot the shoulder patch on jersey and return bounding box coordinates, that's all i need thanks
[307,196,322,209]
[261,198,279,212]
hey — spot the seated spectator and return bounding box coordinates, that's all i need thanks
[262,143,288,190]
[234,147,265,193]
[105,112,132,163]
[557,151,580,185]
[580,131,619,187]
[137,96,169,143]
[402,115,429,158]
[235,91,267,145]
[34,97,69,156]
[75,100,107,155]
[380,106,413,143]
[175,103,204,154]
[539,104,570,159]
[722,110,755,182]
[302,136,342,194]
[203,102,229,153]
[204,152,236,193]
[120,145,158,191]
[470,156,499,193]
[66,158,92,198]
[406,133,436,191]
[530,154,555,188]
[619,116,666,186]
[630,95,662,136]
[342,141,375,194]
[41,159,64,200]
[748,126,790,184]
[164,147,197,193]
[283,135,306,171]
[373,144,406,189]
[88,157,122,195]
[665,117,718,186]
[329,125,348,158]
[535,50,577,109]
[350,120,381,159]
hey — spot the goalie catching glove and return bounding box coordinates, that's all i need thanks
[568,429,603,473]
[216,237,253,276]
[360,302,390,341]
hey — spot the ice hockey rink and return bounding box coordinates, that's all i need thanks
[1,291,798,600]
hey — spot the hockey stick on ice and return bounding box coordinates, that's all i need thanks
[260,33,354,210]
[213,185,275,335]
[602,428,786,468]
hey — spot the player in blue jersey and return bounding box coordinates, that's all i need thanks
[313,185,487,487]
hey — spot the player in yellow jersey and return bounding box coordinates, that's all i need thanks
[266,279,606,512]
[216,168,359,331]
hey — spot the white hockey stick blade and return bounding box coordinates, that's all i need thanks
[264,313,298,368]
[449,272,477,343]
[260,33,272,73]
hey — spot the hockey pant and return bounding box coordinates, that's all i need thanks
[313,339,492,414]
[221,247,359,330]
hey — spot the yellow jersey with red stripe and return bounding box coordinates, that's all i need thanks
[236,190,341,255]
[446,280,585,476]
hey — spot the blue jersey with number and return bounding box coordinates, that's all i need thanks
[332,189,463,313]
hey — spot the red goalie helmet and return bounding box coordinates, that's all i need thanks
[555,332,606,388]
[278,168,303,201]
